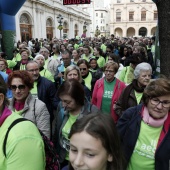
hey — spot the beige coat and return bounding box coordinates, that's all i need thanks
[8,93,51,139]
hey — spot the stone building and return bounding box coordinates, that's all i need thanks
[15,0,91,41]
[110,0,157,37]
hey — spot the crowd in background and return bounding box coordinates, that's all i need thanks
[1,34,170,170]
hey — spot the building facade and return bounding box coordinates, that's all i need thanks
[110,0,157,37]
[15,0,91,41]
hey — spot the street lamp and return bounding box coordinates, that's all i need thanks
[57,14,64,39]
[95,25,100,37]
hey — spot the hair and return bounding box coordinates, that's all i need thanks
[34,54,45,61]
[83,45,91,54]
[0,58,8,68]
[134,62,152,79]
[94,46,103,56]
[20,49,30,55]
[0,75,9,106]
[57,79,85,106]
[64,65,82,83]
[8,70,34,90]
[143,78,170,105]
[39,47,49,53]
[77,59,90,68]
[103,61,119,74]
[53,44,61,54]
[68,113,125,170]
[61,49,72,58]
[26,60,40,70]
[108,53,120,65]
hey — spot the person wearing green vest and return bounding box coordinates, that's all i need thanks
[81,45,93,62]
[52,79,100,169]
[93,46,105,68]
[77,59,93,92]
[0,76,45,170]
[34,54,54,82]
[117,78,170,170]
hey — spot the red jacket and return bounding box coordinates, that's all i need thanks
[92,77,126,122]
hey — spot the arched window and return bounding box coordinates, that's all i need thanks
[46,18,53,40]
[20,13,32,42]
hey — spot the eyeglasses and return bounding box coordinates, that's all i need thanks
[10,85,26,91]
[105,70,114,73]
[80,68,87,71]
[27,68,39,73]
[150,98,170,108]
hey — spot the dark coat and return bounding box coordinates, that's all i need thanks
[117,104,170,170]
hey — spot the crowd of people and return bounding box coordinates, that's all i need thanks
[0,34,170,170]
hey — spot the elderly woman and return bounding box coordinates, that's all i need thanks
[64,65,91,101]
[92,61,126,121]
[34,54,54,82]
[115,62,152,119]
[52,79,100,169]
[117,78,170,170]
[7,70,51,138]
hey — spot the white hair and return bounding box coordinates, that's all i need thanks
[134,62,152,79]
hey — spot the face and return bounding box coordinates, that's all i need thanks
[0,61,6,71]
[72,50,79,60]
[137,70,152,87]
[35,57,45,67]
[26,63,40,81]
[62,53,71,67]
[10,78,30,102]
[70,131,112,170]
[124,48,127,55]
[39,50,49,59]
[83,48,90,55]
[147,94,170,119]
[108,56,113,62]
[67,70,79,81]
[90,60,97,69]
[21,51,29,61]
[104,66,115,82]
[79,63,89,77]
[93,48,99,56]
[60,94,78,112]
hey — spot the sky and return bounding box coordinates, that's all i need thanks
[104,0,111,7]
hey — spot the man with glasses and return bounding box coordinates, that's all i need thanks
[39,47,59,76]
[54,50,74,87]
[26,61,57,127]
[117,78,170,170]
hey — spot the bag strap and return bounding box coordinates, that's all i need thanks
[3,118,28,157]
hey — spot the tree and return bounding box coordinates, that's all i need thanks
[153,0,170,77]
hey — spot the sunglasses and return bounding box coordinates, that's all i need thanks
[10,85,26,91]
[80,68,87,71]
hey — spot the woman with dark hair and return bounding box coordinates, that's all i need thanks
[52,79,100,169]
[71,49,81,65]
[118,45,129,66]
[51,44,62,62]
[81,45,93,61]
[7,70,50,138]
[68,113,125,170]
[117,78,170,170]
[0,70,45,169]
[93,46,105,68]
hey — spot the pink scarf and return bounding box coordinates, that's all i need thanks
[14,101,25,111]
[0,107,12,126]
[142,106,168,127]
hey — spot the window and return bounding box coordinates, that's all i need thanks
[116,10,121,22]
[101,13,103,18]
[154,11,158,20]
[96,13,98,17]
[117,0,121,3]
[130,0,134,2]
[129,11,134,21]
[141,11,146,21]
[142,0,146,2]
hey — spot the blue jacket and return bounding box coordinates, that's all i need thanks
[36,76,57,122]
[52,98,101,163]
[117,104,170,170]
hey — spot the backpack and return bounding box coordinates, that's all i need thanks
[3,118,60,170]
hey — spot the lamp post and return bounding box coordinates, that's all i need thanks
[82,21,88,38]
[95,25,100,37]
[57,14,63,39]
